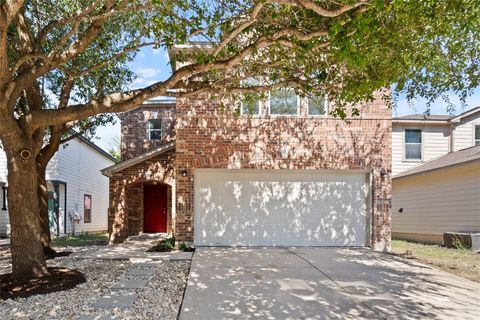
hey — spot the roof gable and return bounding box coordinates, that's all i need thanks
[101,141,175,177]
[394,145,480,179]
[393,106,480,124]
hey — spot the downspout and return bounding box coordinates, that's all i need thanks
[449,121,455,153]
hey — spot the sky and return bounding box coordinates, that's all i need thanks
[93,47,480,151]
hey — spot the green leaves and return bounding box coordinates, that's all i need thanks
[6,0,480,124]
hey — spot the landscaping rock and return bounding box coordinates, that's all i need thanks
[126,268,156,276]
[0,246,190,320]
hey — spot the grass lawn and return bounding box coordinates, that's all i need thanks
[391,239,480,282]
[52,233,109,247]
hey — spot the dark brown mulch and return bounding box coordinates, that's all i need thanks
[0,267,86,300]
[45,250,73,260]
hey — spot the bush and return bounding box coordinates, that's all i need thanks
[158,240,174,252]
[179,242,188,251]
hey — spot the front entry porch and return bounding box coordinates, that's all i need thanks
[103,145,176,243]
[143,184,168,233]
[125,182,173,237]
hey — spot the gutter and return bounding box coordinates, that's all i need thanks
[392,119,449,125]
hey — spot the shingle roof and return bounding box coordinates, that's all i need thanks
[101,141,175,177]
[393,106,480,123]
[73,132,118,163]
[394,145,480,179]
[393,114,453,121]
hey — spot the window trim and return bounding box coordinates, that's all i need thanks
[474,124,480,146]
[306,95,329,117]
[147,119,163,141]
[403,128,423,162]
[268,89,300,116]
[83,194,92,223]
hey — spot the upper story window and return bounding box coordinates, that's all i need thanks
[307,96,327,116]
[269,89,299,115]
[84,194,92,223]
[241,94,260,115]
[475,125,480,146]
[405,129,422,160]
[148,119,162,140]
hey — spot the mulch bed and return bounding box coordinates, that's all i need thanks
[0,267,86,300]
[45,250,73,260]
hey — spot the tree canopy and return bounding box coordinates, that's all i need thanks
[2,0,480,130]
[1,0,480,279]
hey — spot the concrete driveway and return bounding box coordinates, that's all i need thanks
[180,247,480,320]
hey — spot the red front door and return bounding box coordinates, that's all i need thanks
[143,184,168,233]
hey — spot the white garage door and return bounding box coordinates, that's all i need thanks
[194,169,369,247]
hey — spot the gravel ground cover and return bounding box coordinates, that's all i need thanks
[0,246,190,320]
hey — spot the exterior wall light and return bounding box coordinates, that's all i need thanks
[280,145,290,159]
[181,169,188,177]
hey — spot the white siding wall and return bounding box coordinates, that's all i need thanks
[392,124,450,176]
[46,139,114,234]
[0,148,7,183]
[0,139,114,237]
[392,162,480,243]
[452,113,480,151]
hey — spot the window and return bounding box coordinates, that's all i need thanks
[148,119,162,140]
[307,96,327,116]
[240,78,261,116]
[475,125,480,146]
[269,89,298,115]
[84,195,92,223]
[405,129,422,160]
[1,186,6,210]
[241,94,260,115]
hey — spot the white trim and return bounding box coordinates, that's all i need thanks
[392,119,449,125]
[403,128,423,161]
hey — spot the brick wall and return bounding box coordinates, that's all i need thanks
[120,103,175,160]
[175,93,392,250]
[108,151,175,243]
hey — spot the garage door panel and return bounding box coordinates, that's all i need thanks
[195,169,368,246]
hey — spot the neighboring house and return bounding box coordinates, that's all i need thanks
[0,135,116,237]
[103,69,392,249]
[392,107,480,244]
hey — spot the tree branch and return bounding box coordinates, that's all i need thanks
[0,0,24,25]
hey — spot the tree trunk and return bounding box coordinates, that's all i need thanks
[37,163,57,258]
[7,153,49,279]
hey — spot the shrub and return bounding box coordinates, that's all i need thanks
[179,242,188,251]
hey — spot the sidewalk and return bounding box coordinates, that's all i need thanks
[72,234,193,261]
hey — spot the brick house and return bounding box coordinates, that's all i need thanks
[102,87,392,250]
